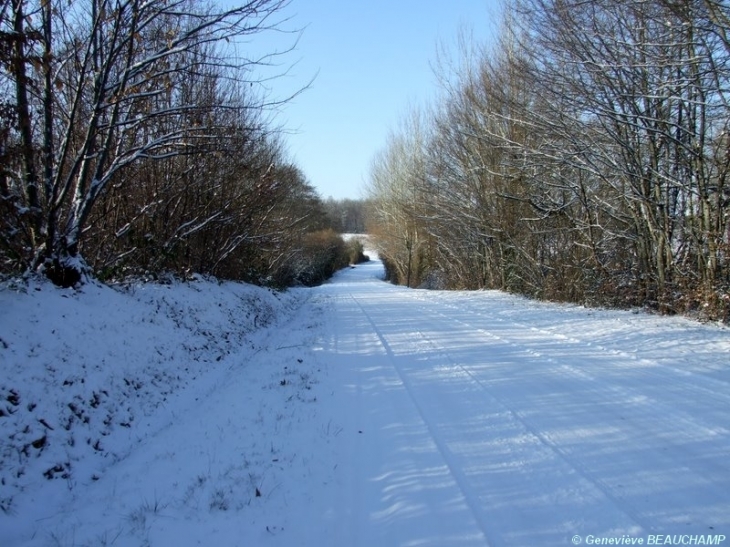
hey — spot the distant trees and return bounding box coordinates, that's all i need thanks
[366,0,730,320]
[1,0,346,287]
[323,197,368,234]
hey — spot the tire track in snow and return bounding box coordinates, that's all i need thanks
[409,297,730,474]
[409,323,653,533]
[325,263,728,538]
[401,290,730,444]
[374,301,653,535]
[347,289,655,541]
[415,290,730,393]
[348,293,497,547]
[398,297,729,531]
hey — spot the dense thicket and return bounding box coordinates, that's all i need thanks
[367,0,730,321]
[1,0,345,287]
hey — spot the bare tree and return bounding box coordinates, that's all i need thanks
[514,0,730,311]
[366,108,432,288]
[366,0,730,319]
[1,0,299,285]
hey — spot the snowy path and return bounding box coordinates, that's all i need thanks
[4,254,730,546]
[314,256,730,546]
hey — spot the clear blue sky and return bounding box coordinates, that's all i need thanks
[237,1,501,200]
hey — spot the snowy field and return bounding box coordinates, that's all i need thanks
[1,253,729,546]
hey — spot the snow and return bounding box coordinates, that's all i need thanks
[2,252,729,546]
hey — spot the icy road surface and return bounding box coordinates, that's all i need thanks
[4,253,730,546]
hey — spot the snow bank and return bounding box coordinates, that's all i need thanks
[0,276,303,517]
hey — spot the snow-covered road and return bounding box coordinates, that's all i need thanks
[4,253,730,546]
[314,255,730,546]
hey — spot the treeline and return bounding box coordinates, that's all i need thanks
[0,0,357,288]
[367,0,730,321]
[323,197,368,234]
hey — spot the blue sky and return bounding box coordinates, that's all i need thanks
[242,1,501,200]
